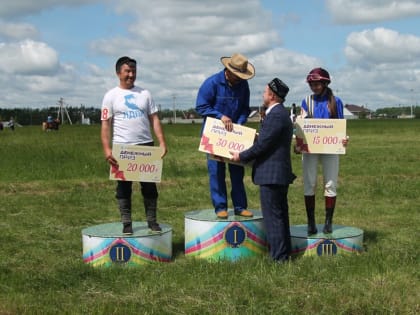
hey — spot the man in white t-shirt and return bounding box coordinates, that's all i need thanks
[101,56,167,235]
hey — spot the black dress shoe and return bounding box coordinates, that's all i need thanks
[123,222,133,235]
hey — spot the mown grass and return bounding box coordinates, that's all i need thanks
[0,120,419,314]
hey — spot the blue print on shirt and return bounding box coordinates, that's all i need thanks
[124,94,144,119]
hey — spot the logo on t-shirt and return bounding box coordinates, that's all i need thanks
[124,94,145,119]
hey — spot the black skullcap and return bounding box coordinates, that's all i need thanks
[268,78,289,99]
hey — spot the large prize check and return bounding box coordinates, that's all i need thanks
[109,144,163,182]
[198,117,256,162]
[295,118,347,154]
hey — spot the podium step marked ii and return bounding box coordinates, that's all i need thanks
[82,222,172,267]
[290,224,364,256]
[185,209,268,261]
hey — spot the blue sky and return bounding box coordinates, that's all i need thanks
[25,4,123,66]
[1,0,420,111]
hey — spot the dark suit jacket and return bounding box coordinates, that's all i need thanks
[239,103,296,185]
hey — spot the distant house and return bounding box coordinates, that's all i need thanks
[343,107,356,119]
[80,112,91,125]
[345,104,371,119]
[1,121,22,128]
[248,106,264,122]
[248,105,358,121]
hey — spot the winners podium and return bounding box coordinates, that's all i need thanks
[82,217,364,266]
[290,224,364,256]
[82,222,172,267]
[184,209,268,261]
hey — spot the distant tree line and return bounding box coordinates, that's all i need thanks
[374,106,419,118]
[0,106,101,126]
[0,106,200,126]
[0,105,417,126]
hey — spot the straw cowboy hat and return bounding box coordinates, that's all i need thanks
[221,53,255,80]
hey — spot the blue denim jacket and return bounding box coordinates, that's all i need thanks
[196,69,250,125]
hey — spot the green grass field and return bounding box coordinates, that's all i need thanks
[0,120,419,314]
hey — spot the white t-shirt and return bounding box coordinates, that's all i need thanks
[101,86,158,144]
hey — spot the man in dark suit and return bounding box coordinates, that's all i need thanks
[231,78,296,262]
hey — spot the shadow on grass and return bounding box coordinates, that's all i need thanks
[172,238,186,260]
[362,229,379,251]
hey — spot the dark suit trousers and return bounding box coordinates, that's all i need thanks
[260,184,291,262]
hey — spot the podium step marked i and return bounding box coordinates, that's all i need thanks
[82,222,172,267]
[185,209,268,261]
[290,224,364,256]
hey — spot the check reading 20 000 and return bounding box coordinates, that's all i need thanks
[109,144,163,182]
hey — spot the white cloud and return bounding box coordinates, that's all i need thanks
[0,40,59,75]
[0,22,38,40]
[327,27,420,108]
[0,0,287,108]
[251,48,322,104]
[345,28,420,68]
[0,0,100,18]
[333,66,414,108]
[326,0,420,24]
[89,0,280,107]
[1,0,420,110]
[0,61,109,108]
[113,0,278,55]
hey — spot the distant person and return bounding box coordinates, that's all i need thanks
[9,117,15,131]
[259,105,266,123]
[46,114,54,130]
[231,78,296,262]
[196,53,255,219]
[295,67,348,235]
[290,103,297,122]
[101,56,168,235]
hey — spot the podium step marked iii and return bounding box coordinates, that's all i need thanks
[290,224,364,256]
[185,209,268,261]
[82,222,172,267]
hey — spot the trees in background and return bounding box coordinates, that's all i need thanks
[0,106,200,126]
[0,106,99,126]
[0,106,418,126]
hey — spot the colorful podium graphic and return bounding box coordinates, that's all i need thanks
[290,224,364,256]
[185,209,268,261]
[82,222,172,267]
